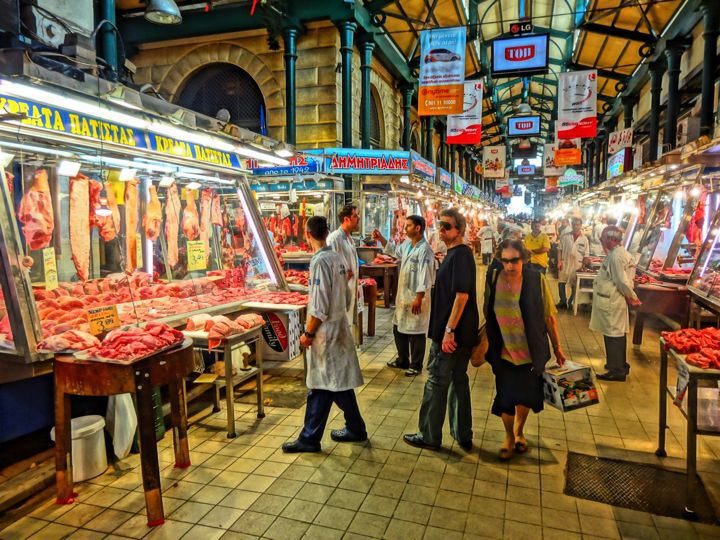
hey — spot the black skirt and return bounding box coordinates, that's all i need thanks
[491,359,544,416]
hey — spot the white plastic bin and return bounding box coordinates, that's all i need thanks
[50,415,108,482]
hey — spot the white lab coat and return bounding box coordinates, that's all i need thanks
[590,245,638,337]
[479,225,494,254]
[327,228,359,326]
[590,221,605,257]
[384,238,435,334]
[558,232,589,284]
[306,248,364,391]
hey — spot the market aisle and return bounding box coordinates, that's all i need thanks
[4,260,720,540]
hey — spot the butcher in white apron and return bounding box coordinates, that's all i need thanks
[590,226,641,381]
[282,216,366,453]
[373,215,435,376]
[478,221,494,265]
[557,217,589,309]
[327,204,361,343]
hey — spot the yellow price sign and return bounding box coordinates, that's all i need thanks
[187,240,207,271]
[43,247,58,291]
[87,305,120,335]
[136,233,143,268]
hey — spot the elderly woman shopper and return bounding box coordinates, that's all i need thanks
[483,239,567,460]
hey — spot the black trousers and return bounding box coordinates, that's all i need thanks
[604,335,629,375]
[393,325,426,371]
[299,389,366,444]
[558,282,568,305]
[528,263,547,274]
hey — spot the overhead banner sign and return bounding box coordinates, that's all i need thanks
[557,70,597,139]
[482,146,506,179]
[437,168,452,189]
[447,81,483,145]
[608,127,633,155]
[410,151,436,183]
[559,167,584,187]
[312,148,409,175]
[453,174,464,194]
[418,27,466,116]
[554,138,582,166]
[543,143,566,176]
[246,153,322,176]
[495,176,510,193]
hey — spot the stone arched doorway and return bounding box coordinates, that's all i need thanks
[369,85,385,149]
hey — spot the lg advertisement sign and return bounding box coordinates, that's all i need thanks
[491,34,549,77]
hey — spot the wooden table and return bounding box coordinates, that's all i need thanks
[361,282,377,337]
[54,339,195,527]
[573,271,597,316]
[656,338,720,517]
[360,264,398,308]
[184,327,264,438]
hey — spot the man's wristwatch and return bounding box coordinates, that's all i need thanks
[445,326,454,334]
[303,331,315,339]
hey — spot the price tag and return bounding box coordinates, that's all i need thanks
[87,305,120,335]
[187,240,207,271]
[136,233,143,268]
[43,247,58,291]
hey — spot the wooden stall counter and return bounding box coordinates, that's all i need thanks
[54,339,195,527]
[633,283,689,346]
[360,263,398,308]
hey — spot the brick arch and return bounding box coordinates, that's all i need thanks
[157,42,284,112]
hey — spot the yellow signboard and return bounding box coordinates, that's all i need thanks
[87,305,120,335]
[187,240,207,271]
[136,233,143,268]
[43,247,58,291]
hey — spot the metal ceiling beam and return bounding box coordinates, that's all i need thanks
[579,22,656,44]
[364,0,396,12]
[566,62,629,81]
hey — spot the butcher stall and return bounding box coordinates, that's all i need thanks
[0,75,309,447]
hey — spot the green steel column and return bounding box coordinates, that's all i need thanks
[648,59,664,161]
[100,0,118,73]
[700,0,720,137]
[663,40,688,150]
[438,121,447,169]
[339,21,357,149]
[622,95,637,130]
[423,118,434,161]
[449,144,455,174]
[360,35,375,149]
[283,27,299,146]
[400,83,414,151]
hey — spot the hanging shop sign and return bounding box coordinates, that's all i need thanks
[453,174,464,194]
[607,127,633,155]
[557,70,597,139]
[462,183,476,197]
[251,179,336,192]
[410,151,436,183]
[246,153,322,176]
[316,148,409,175]
[543,143,566,176]
[607,150,626,179]
[447,81,483,145]
[545,176,559,193]
[495,176,510,193]
[147,134,243,169]
[437,168,452,190]
[0,93,147,149]
[482,146,506,179]
[554,138,582,166]
[559,167,584,187]
[418,27,466,116]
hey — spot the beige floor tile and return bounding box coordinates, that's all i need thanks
[236,474,275,493]
[313,505,355,530]
[229,510,275,535]
[248,493,291,515]
[423,525,463,540]
[472,479,507,500]
[144,519,193,539]
[281,464,316,482]
[219,532,259,540]
[191,485,232,505]
[263,516,310,540]
[170,501,214,524]
[82,508,134,533]
[347,511,390,539]
[617,521,660,539]
[393,500,432,525]
[541,507,580,532]
[197,506,244,530]
[502,519,542,540]
[358,494,397,518]
[0,517,49,540]
[54,503,105,528]
[542,526,582,540]
[27,522,77,540]
[465,513,504,538]
[113,512,152,538]
[162,480,204,501]
[384,518,426,540]
[308,467,346,488]
[65,529,103,539]
[327,488,367,511]
[428,506,467,532]
[579,515,621,539]
[217,489,261,510]
[368,478,405,499]
[208,470,248,489]
[181,524,225,540]
[440,474,475,494]
[338,473,375,493]
[302,523,344,539]
[281,498,324,523]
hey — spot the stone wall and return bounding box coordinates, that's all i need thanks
[130,22,411,152]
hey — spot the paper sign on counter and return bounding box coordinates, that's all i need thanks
[43,247,58,291]
[87,305,120,335]
[187,240,207,271]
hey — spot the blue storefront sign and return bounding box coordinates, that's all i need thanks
[309,148,410,175]
[453,173,464,194]
[251,179,336,192]
[410,151,436,183]
[437,168,452,190]
[246,153,322,176]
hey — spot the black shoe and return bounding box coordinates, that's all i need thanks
[596,372,626,382]
[555,302,567,310]
[403,433,440,450]
[458,440,473,451]
[405,368,421,377]
[282,439,321,453]
[387,359,408,369]
[331,428,368,443]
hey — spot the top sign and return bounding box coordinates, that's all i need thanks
[509,21,533,35]
[517,165,536,175]
[491,34,549,77]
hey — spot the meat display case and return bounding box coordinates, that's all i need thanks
[626,190,659,254]
[687,206,720,304]
[0,77,289,378]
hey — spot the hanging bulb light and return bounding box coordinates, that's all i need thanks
[144,0,182,25]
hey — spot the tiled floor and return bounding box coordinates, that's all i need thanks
[4,262,720,539]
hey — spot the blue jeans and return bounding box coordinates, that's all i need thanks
[417,342,473,445]
[299,389,366,444]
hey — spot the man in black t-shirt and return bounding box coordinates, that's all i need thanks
[404,208,479,451]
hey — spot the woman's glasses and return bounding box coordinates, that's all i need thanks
[499,257,522,264]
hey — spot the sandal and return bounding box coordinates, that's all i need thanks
[498,447,513,461]
[514,440,528,453]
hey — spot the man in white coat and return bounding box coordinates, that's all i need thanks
[373,215,435,376]
[282,216,366,453]
[327,204,361,340]
[557,217,589,309]
[590,226,641,382]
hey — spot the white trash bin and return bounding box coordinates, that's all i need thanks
[50,415,108,482]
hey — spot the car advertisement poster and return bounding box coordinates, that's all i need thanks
[447,81,483,145]
[482,146,506,179]
[543,144,566,176]
[608,127,633,155]
[419,27,466,116]
[557,70,597,139]
[554,138,582,166]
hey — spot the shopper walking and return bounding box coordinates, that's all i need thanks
[524,219,550,274]
[483,238,566,460]
[403,208,478,451]
[590,226,642,382]
[328,204,361,336]
[557,217,589,309]
[479,219,494,265]
[282,216,366,453]
[373,215,435,376]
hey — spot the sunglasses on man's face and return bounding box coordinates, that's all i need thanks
[438,221,456,231]
[499,257,522,264]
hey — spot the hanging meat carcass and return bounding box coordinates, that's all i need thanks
[165,184,181,267]
[124,179,139,273]
[143,185,162,242]
[69,173,90,281]
[182,188,200,241]
[17,169,54,250]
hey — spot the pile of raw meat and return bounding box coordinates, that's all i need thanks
[660,268,692,276]
[185,313,265,348]
[284,270,309,286]
[38,330,100,352]
[258,291,308,305]
[372,254,397,265]
[635,274,661,285]
[84,322,184,362]
[661,328,720,354]
[359,278,377,288]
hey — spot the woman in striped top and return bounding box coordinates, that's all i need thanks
[483,239,566,461]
